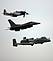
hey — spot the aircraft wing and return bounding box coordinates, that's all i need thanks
[13,11,21,13]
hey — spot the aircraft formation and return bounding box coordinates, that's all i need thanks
[2,9,51,47]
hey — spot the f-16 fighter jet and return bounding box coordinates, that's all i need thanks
[7,19,40,31]
[12,37,51,47]
[3,9,29,17]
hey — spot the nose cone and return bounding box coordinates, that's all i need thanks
[36,22,40,24]
[48,39,51,42]
[26,12,29,15]
[33,22,41,25]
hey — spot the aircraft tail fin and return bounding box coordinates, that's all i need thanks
[3,9,6,15]
[8,19,16,27]
[13,39,17,47]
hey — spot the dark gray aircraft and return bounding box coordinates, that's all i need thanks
[3,9,29,17]
[13,37,51,47]
[7,19,40,31]
[34,37,51,44]
[13,39,34,47]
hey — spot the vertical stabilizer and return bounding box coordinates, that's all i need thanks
[13,39,17,47]
[8,19,16,27]
[3,9,6,15]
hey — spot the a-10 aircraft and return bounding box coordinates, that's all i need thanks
[3,9,29,17]
[7,19,40,31]
[13,37,51,47]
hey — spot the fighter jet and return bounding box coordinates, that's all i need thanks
[12,37,51,47]
[7,19,40,31]
[3,9,29,17]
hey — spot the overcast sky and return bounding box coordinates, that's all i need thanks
[0,0,53,61]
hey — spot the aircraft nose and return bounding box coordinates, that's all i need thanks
[34,22,41,25]
[26,12,29,15]
[48,39,51,42]
[37,22,40,24]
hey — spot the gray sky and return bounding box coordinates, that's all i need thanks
[0,0,53,61]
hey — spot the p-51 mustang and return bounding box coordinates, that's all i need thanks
[3,9,29,17]
[7,19,40,31]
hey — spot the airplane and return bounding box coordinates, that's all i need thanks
[34,37,51,44]
[13,39,34,47]
[12,37,51,47]
[3,9,29,17]
[7,19,40,31]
